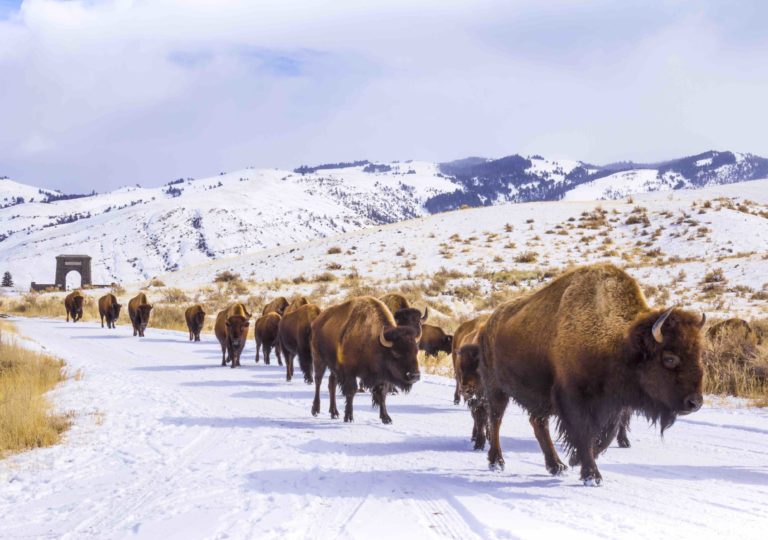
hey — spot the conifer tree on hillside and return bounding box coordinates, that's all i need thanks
[2,271,13,287]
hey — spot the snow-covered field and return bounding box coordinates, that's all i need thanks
[2,318,767,539]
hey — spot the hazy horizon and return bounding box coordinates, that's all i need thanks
[2,0,767,192]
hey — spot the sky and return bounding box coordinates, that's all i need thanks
[1,0,768,192]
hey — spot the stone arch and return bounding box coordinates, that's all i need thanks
[55,255,92,290]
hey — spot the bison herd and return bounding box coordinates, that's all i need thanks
[61,263,725,486]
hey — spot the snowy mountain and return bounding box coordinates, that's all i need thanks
[1,150,766,287]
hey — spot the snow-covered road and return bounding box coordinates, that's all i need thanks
[2,318,767,539]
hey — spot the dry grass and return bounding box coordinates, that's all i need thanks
[4,292,100,321]
[0,322,70,457]
[702,319,768,404]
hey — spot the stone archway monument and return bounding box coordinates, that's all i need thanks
[55,255,92,289]
[31,254,98,291]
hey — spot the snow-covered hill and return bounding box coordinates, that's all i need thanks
[1,150,766,288]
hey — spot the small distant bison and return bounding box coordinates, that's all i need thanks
[185,305,206,342]
[255,312,282,366]
[64,291,85,322]
[451,316,488,405]
[215,303,251,368]
[278,303,321,383]
[98,293,121,329]
[479,264,705,485]
[419,323,453,358]
[262,297,289,316]
[284,296,309,315]
[706,318,759,347]
[128,292,153,337]
[311,296,421,424]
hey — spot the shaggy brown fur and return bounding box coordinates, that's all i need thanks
[278,303,321,383]
[64,291,85,322]
[451,316,489,405]
[379,293,410,314]
[184,305,206,342]
[706,318,758,347]
[418,324,453,358]
[284,296,309,315]
[311,297,421,424]
[262,297,288,316]
[255,312,282,366]
[214,303,251,368]
[98,294,121,329]
[128,292,153,337]
[479,263,705,485]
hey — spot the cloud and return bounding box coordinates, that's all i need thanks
[1,0,767,192]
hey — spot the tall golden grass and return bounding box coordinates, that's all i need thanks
[0,322,70,457]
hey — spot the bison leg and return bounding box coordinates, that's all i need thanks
[556,393,602,486]
[471,402,489,451]
[275,344,283,366]
[617,409,631,448]
[529,415,567,475]
[298,349,313,385]
[486,390,509,471]
[342,381,356,423]
[263,343,270,365]
[285,352,294,382]
[312,362,326,417]
[372,384,392,424]
[220,344,227,366]
[329,373,341,420]
[453,376,461,405]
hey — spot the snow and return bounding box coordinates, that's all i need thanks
[0,177,60,207]
[563,169,667,201]
[2,318,767,539]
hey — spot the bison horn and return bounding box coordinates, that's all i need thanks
[379,330,394,348]
[421,306,429,322]
[699,312,706,328]
[652,307,675,344]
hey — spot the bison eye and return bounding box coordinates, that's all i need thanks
[662,353,681,370]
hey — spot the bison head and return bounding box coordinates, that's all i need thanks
[195,309,206,326]
[226,315,250,349]
[111,302,122,320]
[458,344,482,400]
[630,307,705,430]
[438,333,454,354]
[379,326,421,390]
[393,307,428,337]
[136,304,153,331]
[72,295,84,315]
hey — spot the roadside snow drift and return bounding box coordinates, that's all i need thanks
[1,319,766,539]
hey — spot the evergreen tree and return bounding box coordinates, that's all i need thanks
[1,271,13,287]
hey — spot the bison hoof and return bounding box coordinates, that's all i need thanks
[331,410,340,420]
[311,404,320,417]
[304,377,314,385]
[488,459,505,472]
[473,441,486,451]
[454,398,460,405]
[547,462,568,476]
[582,476,602,487]
[380,415,392,425]
[617,437,631,449]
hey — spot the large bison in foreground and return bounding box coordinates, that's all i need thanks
[128,292,153,337]
[311,297,421,424]
[214,303,251,368]
[64,291,85,322]
[278,303,321,383]
[479,264,705,485]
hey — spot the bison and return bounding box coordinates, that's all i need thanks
[214,303,251,368]
[128,292,153,337]
[278,303,321,383]
[479,263,705,485]
[255,312,282,366]
[456,343,490,450]
[185,305,206,341]
[451,316,488,405]
[706,318,759,347]
[64,291,85,322]
[284,296,309,315]
[379,293,428,334]
[98,294,121,329]
[262,297,288,316]
[419,324,453,358]
[311,296,421,424]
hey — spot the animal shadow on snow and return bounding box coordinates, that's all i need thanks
[132,364,223,372]
[70,334,125,340]
[677,417,768,436]
[245,468,558,505]
[230,388,315,400]
[297,434,541,457]
[601,463,768,486]
[181,379,284,388]
[161,416,341,431]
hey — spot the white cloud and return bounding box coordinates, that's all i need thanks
[1,0,767,191]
